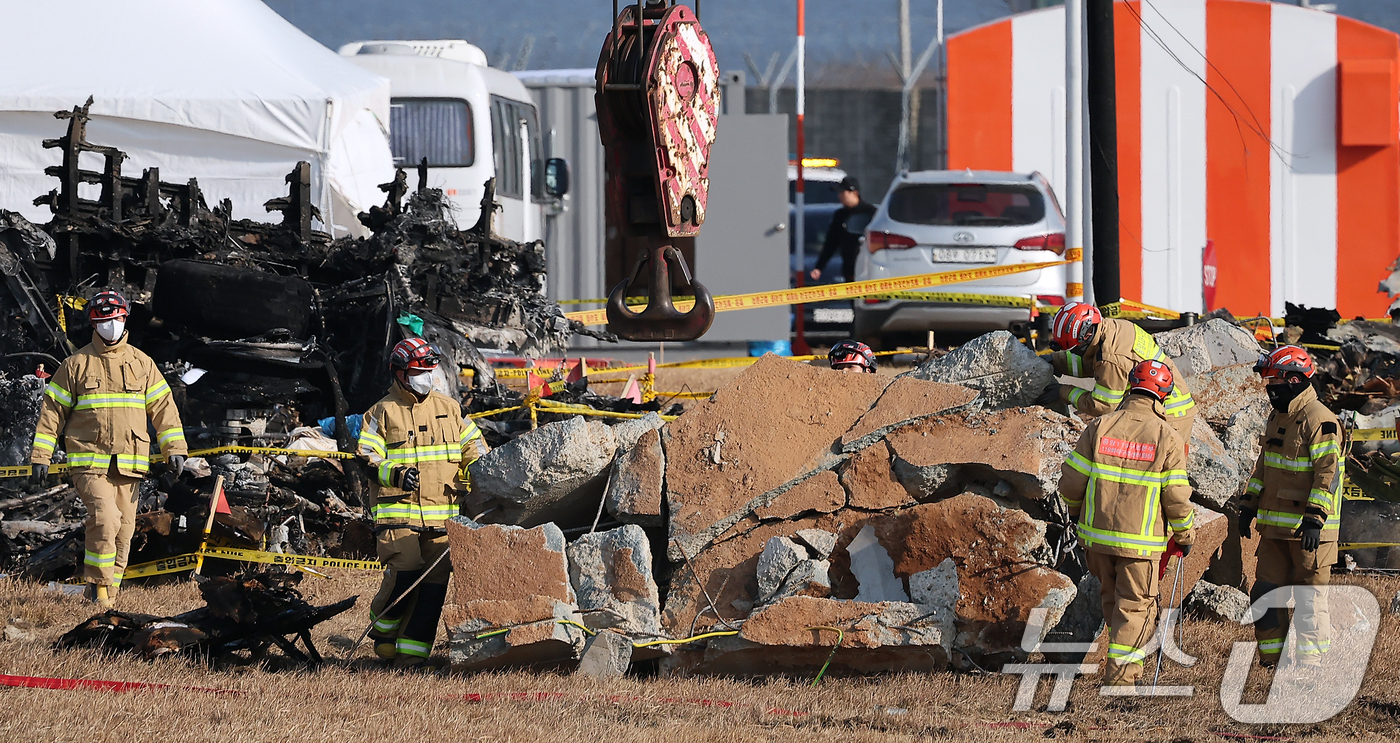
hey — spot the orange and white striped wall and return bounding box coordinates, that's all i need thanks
[947,0,1400,318]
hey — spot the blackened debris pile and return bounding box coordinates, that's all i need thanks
[56,571,355,665]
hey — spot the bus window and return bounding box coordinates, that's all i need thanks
[389,99,473,167]
[490,96,523,199]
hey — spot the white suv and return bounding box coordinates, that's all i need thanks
[853,170,1067,346]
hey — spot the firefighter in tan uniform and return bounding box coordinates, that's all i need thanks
[1059,359,1196,686]
[357,338,488,666]
[1237,345,1339,668]
[1041,302,1197,445]
[30,291,187,608]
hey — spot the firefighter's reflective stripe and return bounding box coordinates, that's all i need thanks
[1067,387,1087,406]
[358,427,387,458]
[1258,638,1286,655]
[1065,452,1187,487]
[45,383,73,407]
[1309,488,1336,511]
[74,393,145,410]
[370,612,401,633]
[1108,643,1149,664]
[396,638,431,658]
[1297,640,1331,656]
[1066,353,1083,376]
[1167,509,1196,532]
[66,452,151,473]
[111,571,122,588]
[1310,440,1340,460]
[1257,508,1342,530]
[31,432,57,455]
[1091,383,1125,406]
[371,502,457,521]
[386,444,458,464]
[1263,452,1312,473]
[84,549,116,567]
[1246,478,1263,496]
[1131,326,1196,418]
[144,380,172,405]
[157,428,185,447]
[376,462,396,487]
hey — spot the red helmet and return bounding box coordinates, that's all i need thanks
[88,291,130,322]
[1051,302,1102,351]
[1255,345,1315,381]
[1129,359,1174,401]
[829,340,876,373]
[389,337,440,373]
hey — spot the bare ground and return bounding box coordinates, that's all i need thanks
[2,570,1400,742]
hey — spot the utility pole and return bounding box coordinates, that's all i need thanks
[899,0,911,80]
[793,0,810,355]
[1086,0,1119,303]
[1064,0,1085,304]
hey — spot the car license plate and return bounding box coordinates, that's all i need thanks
[929,247,997,264]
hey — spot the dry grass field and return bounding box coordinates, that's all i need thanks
[2,570,1400,742]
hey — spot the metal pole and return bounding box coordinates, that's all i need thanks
[899,0,912,80]
[1086,0,1120,303]
[897,37,940,173]
[793,0,810,355]
[1065,0,1085,304]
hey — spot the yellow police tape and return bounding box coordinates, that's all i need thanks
[562,260,1068,326]
[488,349,917,381]
[123,546,384,581]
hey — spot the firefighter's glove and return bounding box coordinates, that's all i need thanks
[29,463,47,485]
[1294,515,1324,552]
[168,455,186,476]
[394,466,421,492]
[1034,382,1062,408]
[1238,507,1257,540]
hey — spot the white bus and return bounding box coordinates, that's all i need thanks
[339,39,566,242]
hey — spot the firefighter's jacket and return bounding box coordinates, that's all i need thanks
[1059,395,1196,558]
[1051,318,1196,422]
[30,333,187,477]
[357,384,488,528]
[1240,384,1341,541]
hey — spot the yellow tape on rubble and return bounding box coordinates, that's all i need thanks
[1350,428,1397,442]
[863,290,1038,307]
[491,349,917,382]
[123,546,384,580]
[1101,300,1181,320]
[562,260,1068,326]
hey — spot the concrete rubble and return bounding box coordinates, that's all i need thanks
[1184,581,1250,623]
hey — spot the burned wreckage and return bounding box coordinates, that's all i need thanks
[0,99,594,576]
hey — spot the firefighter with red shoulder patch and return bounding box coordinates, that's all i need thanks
[1059,359,1195,687]
[29,291,187,608]
[357,338,488,667]
[1238,345,1339,669]
[1041,303,1197,445]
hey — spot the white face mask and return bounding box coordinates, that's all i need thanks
[95,319,126,343]
[404,372,434,396]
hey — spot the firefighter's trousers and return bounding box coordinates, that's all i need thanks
[73,460,142,588]
[369,527,452,659]
[1087,552,1159,685]
[1253,537,1335,665]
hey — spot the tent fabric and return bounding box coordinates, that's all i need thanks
[0,0,394,230]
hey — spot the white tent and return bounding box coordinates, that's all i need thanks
[0,0,395,236]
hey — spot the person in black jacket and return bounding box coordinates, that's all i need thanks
[810,176,877,284]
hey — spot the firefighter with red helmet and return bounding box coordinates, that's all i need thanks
[357,338,488,666]
[29,290,187,608]
[829,340,876,374]
[1238,345,1339,669]
[1041,303,1197,445]
[1059,359,1195,686]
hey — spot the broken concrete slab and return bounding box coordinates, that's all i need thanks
[841,441,916,511]
[901,330,1055,409]
[767,559,832,604]
[662,596,954,677]
[442,518,587,671]
[794,528,837,558]
[847,524,910,603]
[884,408,1083,505]
[908,557,959,608]
[1043,571,1104,664]
[566,524,661,640]
[469,416,619,527]
[663,354,888,561]
[752,470,845,521]
[1154,319,1262,384]
[576,630,633,679]
[1189,363,1269,427]
[1184,581,1249,623]
[839,376,978,452]
[1189,416,1245,509]
[756,536,809,605]
[608,411,666,452]
[603,427,664,527]
[1219,398,1268,480]
[1160,505,1229,604]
